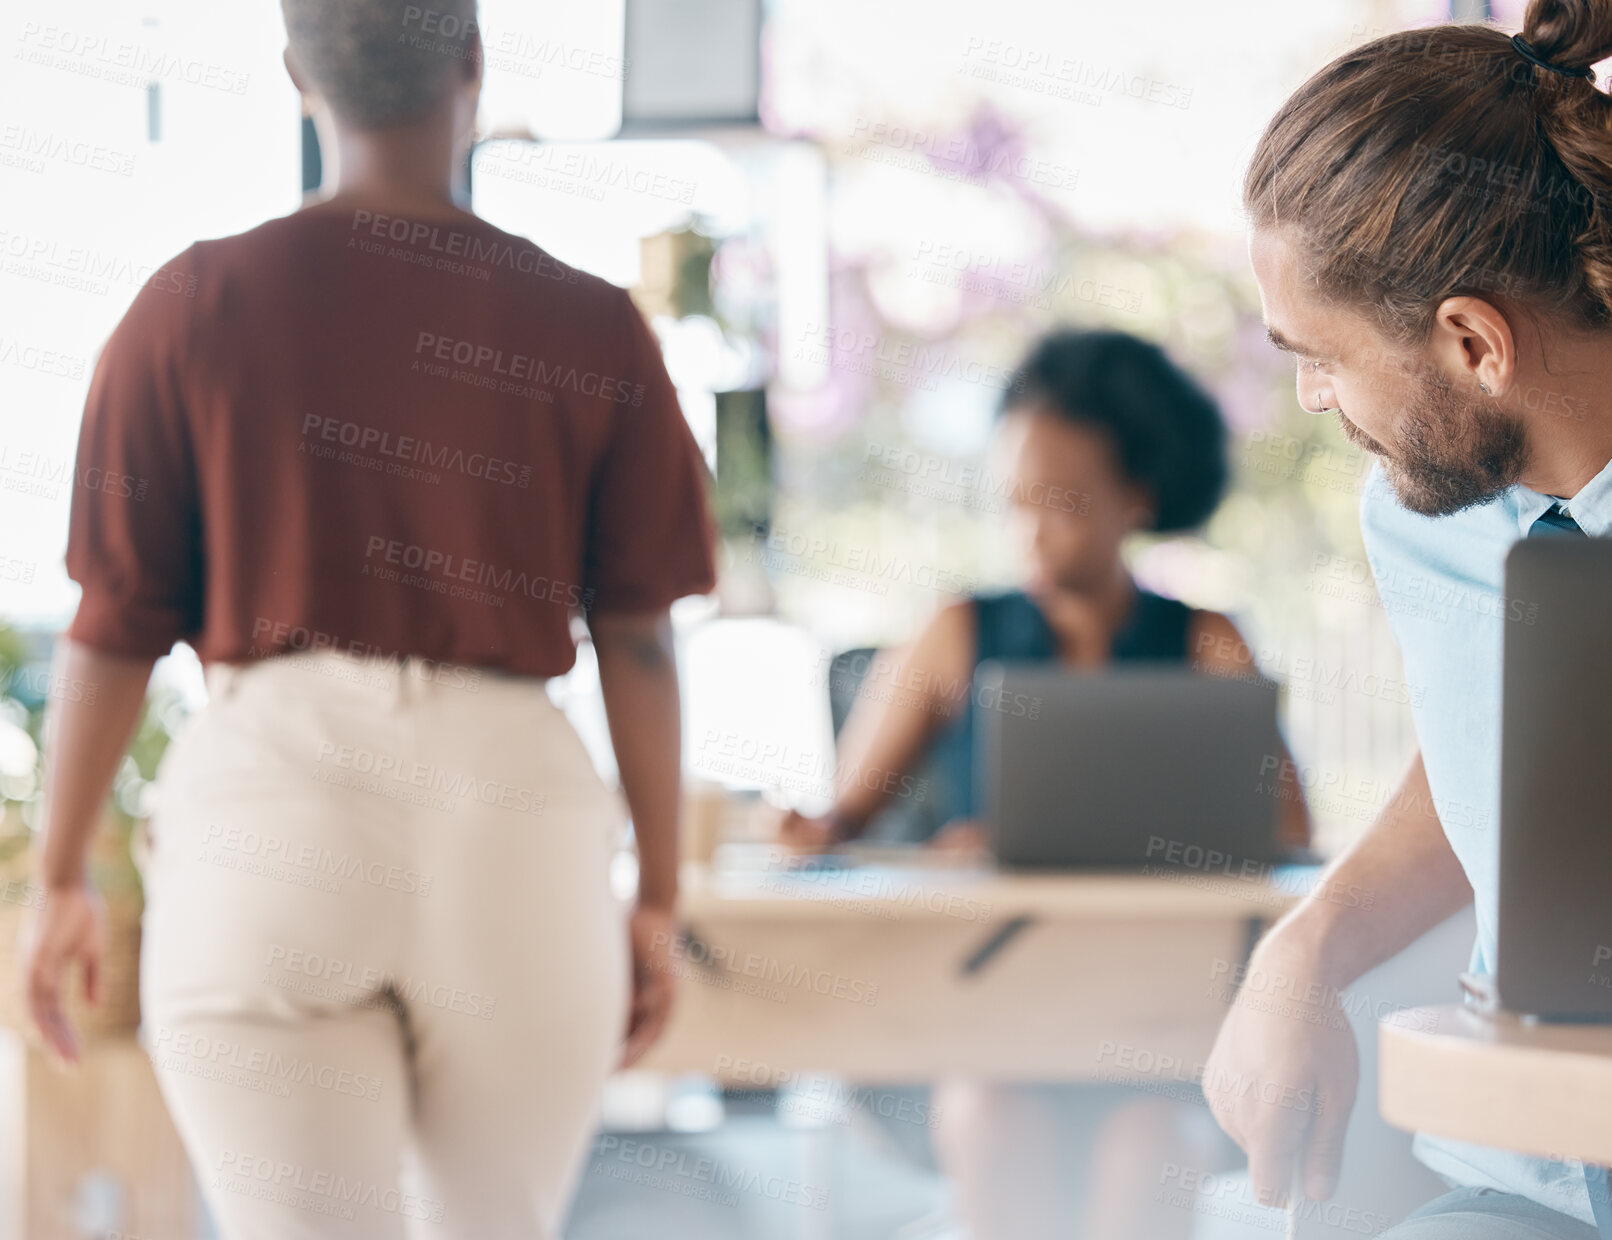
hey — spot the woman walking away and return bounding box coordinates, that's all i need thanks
[21,3,716,1237]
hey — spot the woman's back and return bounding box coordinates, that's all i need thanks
[67,202,714,675]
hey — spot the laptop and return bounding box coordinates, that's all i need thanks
[1496,537,1612,1020]
[974,662,1286,870]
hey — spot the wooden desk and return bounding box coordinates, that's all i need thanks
[638,858,1305,1083]
[1380,1004,1612,1165]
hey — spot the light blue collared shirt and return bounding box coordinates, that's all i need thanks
[1359,454,1612,1229]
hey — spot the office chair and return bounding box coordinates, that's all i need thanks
[825,646,958,845]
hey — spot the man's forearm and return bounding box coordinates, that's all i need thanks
[1259,750,1472,990]
[34,640,155,888]
[592,612,681,912]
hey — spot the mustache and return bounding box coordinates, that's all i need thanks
[1335,410,1387,456]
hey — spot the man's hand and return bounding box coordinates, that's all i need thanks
[21,882,105,1066]
[619,903,678,1069]
[1201,945,1360,1207]
[1202,752,1472,1210]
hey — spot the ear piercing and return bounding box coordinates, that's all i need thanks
[1479,381,1492,395]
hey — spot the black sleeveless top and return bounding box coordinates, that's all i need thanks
[922,586,1193,829]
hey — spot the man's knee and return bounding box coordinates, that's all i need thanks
[1380,1188,1600,1240]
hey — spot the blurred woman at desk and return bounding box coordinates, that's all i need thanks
[781,328,1309,1240]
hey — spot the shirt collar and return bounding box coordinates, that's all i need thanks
[1511,451,1612,538]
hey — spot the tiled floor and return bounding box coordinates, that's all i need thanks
[566,1102,959,1240]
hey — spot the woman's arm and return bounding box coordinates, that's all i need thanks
[782,600,975,846]
[24,640,156,1063]
[590,610,684,1067]
[591,610,681,912]
[1188,610,1312,849]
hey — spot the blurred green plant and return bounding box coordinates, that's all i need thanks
[0,625,31,871]
[0,626,180,898]
[750,104,1375,650]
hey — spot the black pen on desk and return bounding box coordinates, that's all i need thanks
[960,914,1035,976]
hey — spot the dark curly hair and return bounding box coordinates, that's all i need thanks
[1000,329,1228,533]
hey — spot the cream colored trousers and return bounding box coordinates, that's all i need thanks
[138,652,630,1239]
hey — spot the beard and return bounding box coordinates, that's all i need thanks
[1337,368,1529,517]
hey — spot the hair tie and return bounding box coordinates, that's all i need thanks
[1511,33,1596,80]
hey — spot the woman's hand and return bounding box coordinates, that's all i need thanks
[619,903,678,1069]
[777,809,840,852]
[21,882,105,1066]
[927,818,992,857]
[21,642,151,1069]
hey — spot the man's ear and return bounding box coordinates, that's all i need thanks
[1430,295,1516,398]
